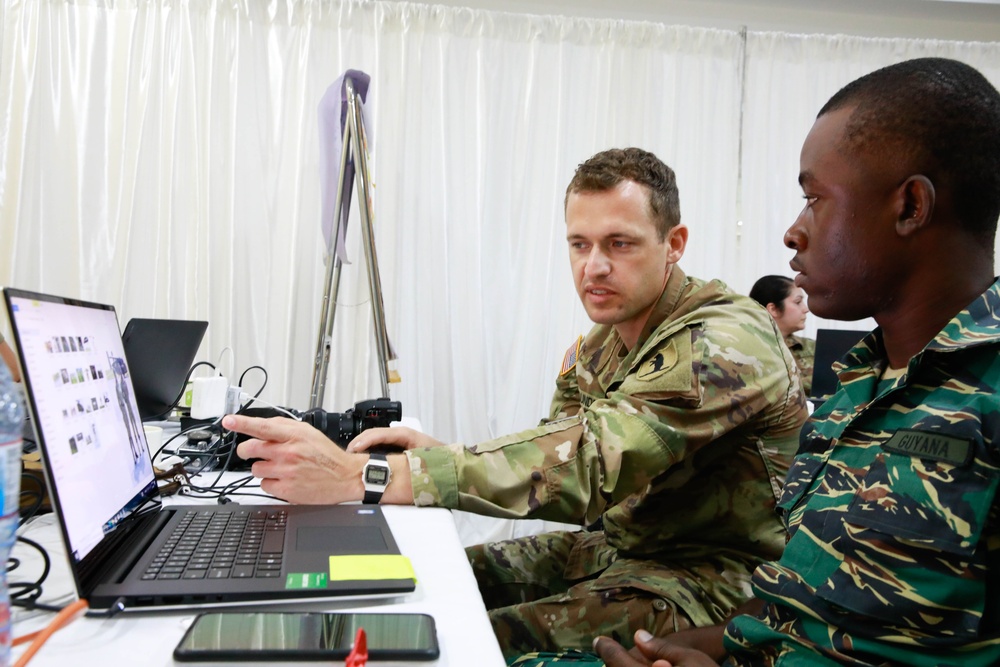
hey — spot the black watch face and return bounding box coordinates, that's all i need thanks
[365,465,389,485]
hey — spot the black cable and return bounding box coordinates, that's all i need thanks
[181,433,247,494]
[19,469,48,525]
[237,365,268,400]
[9,536,51,606]
[215,490,284,503]
[144,360,218,421]
[214,474,263,504]
[13,596,127,618]
[85,597,128,618]
[18,490,44,524]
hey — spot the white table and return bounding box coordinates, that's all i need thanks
[10,493,505,666]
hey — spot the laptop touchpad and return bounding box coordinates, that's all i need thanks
[296,526,387,554]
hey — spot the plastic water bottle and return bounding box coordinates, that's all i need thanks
[0,363,23,667]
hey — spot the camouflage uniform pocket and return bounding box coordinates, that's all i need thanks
[585,559,725,628]
[775,452,827,529]
[815,449,998,642]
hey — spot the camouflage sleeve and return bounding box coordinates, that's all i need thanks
[406,305,801,526]
[544,337,583,422]
[407,415,617,523]
[794,336,815,397]
[545,365,582,422]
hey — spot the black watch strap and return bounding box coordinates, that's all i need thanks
[362,452,390,504]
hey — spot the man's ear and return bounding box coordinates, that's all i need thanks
[665,224,688,264]
[896,175,935,237]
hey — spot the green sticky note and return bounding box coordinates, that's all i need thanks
[328,555,417,583]
[285,572,328,589]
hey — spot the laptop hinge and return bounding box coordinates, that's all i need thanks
[82,507,175,590]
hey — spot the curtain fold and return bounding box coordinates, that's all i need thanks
[1,0,998,444]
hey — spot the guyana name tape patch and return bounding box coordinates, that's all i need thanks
[286,572,328,589]
[328,555,417,583]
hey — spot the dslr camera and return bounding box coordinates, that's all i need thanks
[300,398,402,448]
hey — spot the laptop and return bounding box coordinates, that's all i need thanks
[3,288,416,612]
[122,318,208,420]
[810,328,870,405]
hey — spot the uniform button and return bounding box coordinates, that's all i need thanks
[652,598,669,612]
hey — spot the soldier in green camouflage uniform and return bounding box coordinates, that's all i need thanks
[750,275,814,397]
[726,281,1000,666]
[594,58,1000,667]
[224,148,806,661]
[406,149,807,659]
[439,264,805,657]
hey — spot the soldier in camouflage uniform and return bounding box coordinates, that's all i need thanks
[595,57,1000,667]
[225,148,807,659]
[451,260,806,658]
[366,147,805,658]
[749,275,814,397]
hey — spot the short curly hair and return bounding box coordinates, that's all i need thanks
[820,58,1000,243]
[564,147,681,241]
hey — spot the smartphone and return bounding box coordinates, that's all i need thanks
[173,611,440,662]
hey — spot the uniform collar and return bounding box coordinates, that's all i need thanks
[834,278,1000,405]
[784,334,803,351]
[634,264,688,349]
[923,277,1000,352]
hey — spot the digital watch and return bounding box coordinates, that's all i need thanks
[362,452,391,504]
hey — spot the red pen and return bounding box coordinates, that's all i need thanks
[346,627,368,667]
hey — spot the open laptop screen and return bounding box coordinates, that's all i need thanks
[4,290,157,563]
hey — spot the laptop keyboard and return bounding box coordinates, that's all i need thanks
[141,509,288,581]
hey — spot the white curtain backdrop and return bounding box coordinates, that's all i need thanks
[738,31,1000,333]
[2,1,999,454]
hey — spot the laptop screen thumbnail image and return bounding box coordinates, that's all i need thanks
[5,292,157,564]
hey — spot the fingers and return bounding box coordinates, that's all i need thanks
[235,437,264,461]
[227,415,330,463]
[634,629,673,660]
[223,414,300,441]
[630,630,721,667]
[639,624,728,660]
[593,636,651,667]
[346,426,419,452]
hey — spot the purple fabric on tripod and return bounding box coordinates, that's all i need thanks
[318,70,371,262]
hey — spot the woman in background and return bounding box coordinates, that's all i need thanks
[750,275,813,397]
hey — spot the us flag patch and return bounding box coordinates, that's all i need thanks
[560,336,582,376]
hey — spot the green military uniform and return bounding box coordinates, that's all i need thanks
[406,267,808,659]
[783,334,814,398]
[725,279,1000,666]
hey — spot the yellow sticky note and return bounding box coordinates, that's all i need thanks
[328,555,417,583]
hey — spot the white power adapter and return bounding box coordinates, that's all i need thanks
[224,385,244,415]
[191,376,229,419]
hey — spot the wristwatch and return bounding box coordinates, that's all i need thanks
[362,452,391,504]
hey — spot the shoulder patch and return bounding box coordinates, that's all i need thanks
[560,336,582,376]
[636,339,679,382]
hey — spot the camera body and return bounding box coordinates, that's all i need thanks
[301,398,402,448]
